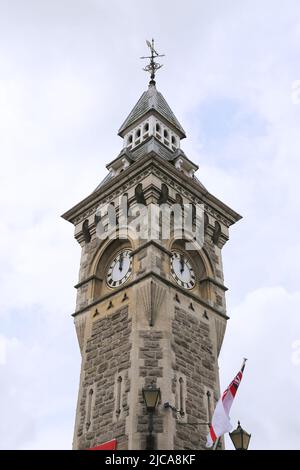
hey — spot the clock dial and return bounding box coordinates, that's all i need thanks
[107,249,132,288]
[170,251,195,289]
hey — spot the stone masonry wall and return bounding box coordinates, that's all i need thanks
[137,331,164,449]
[172,307,217,450]
[76,307,131,450]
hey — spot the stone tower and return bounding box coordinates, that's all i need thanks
[62,64,241,450]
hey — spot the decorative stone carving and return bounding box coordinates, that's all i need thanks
[139,279,165,326]
[72,162,233,231]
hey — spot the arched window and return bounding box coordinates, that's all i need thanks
[206,390,212,423]
[204,213,209,234]
[171,136,177,150]
[192,204,196,230]
[82,219,91,243]
[213,221,221,245]
[156,123,161,137]
[116,376,122,416]
[135,128,141,140]
[164,129,170,146]
[175,193,183,207]
[135,183,146,205]
[158,183,169,205]
[179,377,185,416]
[143,122,149,133]
[85,387,94,430]
[127,134,133,145]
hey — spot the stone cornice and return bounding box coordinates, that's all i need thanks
[199,276,228,291]
[72,270,229,320]
[62,153,242,228]
[74,275,102,289]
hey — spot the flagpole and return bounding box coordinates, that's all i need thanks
[242,357,248,370]
[212,437,219,450]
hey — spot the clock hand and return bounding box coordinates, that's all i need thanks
[180,254,185,274]
[119,253,124,271]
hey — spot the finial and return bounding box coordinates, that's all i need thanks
[140,39,165,85]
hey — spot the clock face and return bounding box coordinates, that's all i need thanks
[107,249,132,288]
[170,251,195,289]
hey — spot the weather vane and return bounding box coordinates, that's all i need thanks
[140,39,165,85]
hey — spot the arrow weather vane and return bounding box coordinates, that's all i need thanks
[140,39,165,85]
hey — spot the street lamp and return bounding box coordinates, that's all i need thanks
[229,421,251,450]
[142,385,161,450]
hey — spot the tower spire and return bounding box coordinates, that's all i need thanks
[140,39,165,85]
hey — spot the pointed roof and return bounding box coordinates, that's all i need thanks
[118,82,186,138]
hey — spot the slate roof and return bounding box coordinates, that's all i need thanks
[118,83,186,138]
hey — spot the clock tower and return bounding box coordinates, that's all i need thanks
[62,43,241,450]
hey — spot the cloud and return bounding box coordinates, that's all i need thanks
[0,308,80,449]
[0,335,20,365]
[221,286,300,450]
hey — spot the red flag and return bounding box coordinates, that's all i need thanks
[88,439,117,450]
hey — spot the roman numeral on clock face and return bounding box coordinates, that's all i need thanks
[107,249,132,288]
[170,251,196,290]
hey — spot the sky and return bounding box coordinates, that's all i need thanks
[0,0,300,450]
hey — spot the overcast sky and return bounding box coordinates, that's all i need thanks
[0,0,300,450]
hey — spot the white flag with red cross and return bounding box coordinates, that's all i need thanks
[206,359,247,448]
